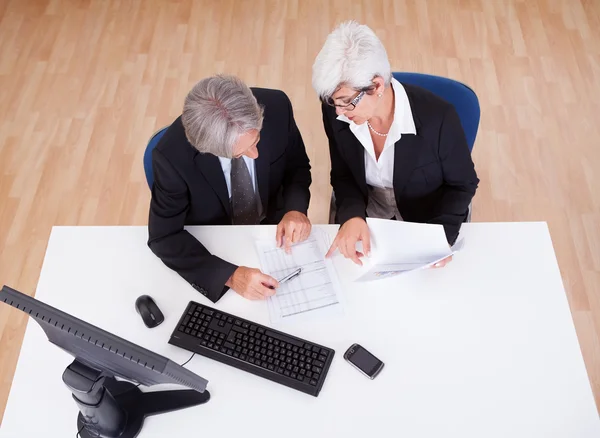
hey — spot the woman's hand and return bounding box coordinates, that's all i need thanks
[326,217,371,266]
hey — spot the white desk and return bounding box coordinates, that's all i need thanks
[1,223,599,437]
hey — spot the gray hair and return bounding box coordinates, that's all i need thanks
[182,75,264,158]
[312,21,392,101]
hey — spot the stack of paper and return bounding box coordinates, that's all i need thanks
[255,229,344,324]
[355,218,463,281]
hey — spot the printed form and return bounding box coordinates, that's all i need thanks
[255,230,344,324]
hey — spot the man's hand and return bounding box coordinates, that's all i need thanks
[326,217,371,266]
[276,211,311,253]
[432,255,453,268]
[225,266,279,300]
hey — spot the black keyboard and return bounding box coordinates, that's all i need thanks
[169,301,335,397]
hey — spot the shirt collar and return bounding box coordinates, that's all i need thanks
[336,77,416,135]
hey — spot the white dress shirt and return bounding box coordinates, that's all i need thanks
[336,78,417,189]
[218,155,257,198]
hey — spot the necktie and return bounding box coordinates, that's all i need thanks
[231,158,260,225]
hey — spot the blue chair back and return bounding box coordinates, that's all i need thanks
[143,126,169,188]
[392,72,479,152]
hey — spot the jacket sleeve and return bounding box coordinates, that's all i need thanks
[426,106,479,245]
[147,148,237,302]
[281,95,312,214]
[322,105,367,224]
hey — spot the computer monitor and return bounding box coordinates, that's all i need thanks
[0,285,211,438]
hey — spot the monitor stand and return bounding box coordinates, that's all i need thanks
[62,359,210,438]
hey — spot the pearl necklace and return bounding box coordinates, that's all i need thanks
[367,121,388,137]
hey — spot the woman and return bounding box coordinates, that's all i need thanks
[312,21,479,267]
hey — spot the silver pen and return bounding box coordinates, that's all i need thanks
[278,267,302,285]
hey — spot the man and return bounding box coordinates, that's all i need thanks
[148,75,312,303]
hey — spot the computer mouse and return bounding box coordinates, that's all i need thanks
[135,295,164,328]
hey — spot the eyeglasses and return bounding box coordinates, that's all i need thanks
[325,89,368,111]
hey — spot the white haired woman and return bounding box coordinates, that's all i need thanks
[313,21,479,267]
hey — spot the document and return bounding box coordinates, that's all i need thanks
[255,229,344,324]
[355,218,464,282]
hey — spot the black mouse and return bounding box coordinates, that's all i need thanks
[135,295,164,328]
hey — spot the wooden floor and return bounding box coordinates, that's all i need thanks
[1,0,600,423]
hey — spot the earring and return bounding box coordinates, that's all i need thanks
[378,93,382,98]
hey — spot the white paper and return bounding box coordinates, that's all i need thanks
[255,229,344,324]
[355,218,463,281]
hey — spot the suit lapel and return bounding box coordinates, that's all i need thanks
[393,133,423,197]
[255,139,270,215]
[194,152,232,217]
[336,125,368,196]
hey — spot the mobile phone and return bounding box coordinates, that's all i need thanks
[343,343,384,379]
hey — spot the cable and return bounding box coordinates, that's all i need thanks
[76,424,85,437]
[180,352,196,367]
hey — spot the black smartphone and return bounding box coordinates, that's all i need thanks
[343,343,384,379]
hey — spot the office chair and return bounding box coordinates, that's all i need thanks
[143,126,169,189]
[328,72,479,224]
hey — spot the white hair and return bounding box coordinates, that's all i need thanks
[182,75,264,158]
[312,21,392,101]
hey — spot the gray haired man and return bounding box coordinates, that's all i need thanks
[148,75,312,302]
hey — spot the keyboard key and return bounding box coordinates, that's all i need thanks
[320,349,329,356]
[300,369,306,375]
[187,306,195,315]
[201,340,208,347]
[184,328,191,334]
[291,372,297,379]
[250,324,257,331]
[274,359,280,366]
[296,375,303,381]
[218,320,225,327]
[249,331,256,337]
[268,364,274,371]
[219,333,226,339]
[183,315,190,325]
[208,342,214,349]
[242,322,249,329]
[284,370,290,377]
[261,361,268,368]
[286,364,293,371]
[227,317,233,324]
[240,354,246,361]
[276,367,284,374]
[318,355,327,362]
[202,308,214,316]
[306,371,312,378]
[242,348,248,354]
[310,379,318,386]
[293,353,299,359]
[191,330,197,336]
[227,349,234,355]
[258,327,265,334]
[313,366,322,374]
[215,312,222,319]
[292,346,299,353]
[227,332,236,343]
[232,326,247,334]
[261,354,267,361]
[267,357,274,364]
[207,329,213,335]
[304,343,312,350]
[292,359,298,366]
[234,320,242,326]
[249,357,255,364]
[217,339,223,345]
[312,352,318,359]
[236,346,242,353]
[178,325,185,332]
[293,366,299,373]
[233,352,240,358]
[224,342,235,350]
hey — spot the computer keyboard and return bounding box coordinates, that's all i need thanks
[169,301,335,397]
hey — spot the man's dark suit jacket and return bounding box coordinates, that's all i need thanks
[148,88,311,303]
[323,83,479,245]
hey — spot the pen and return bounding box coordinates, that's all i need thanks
[265,267,302,290]
[278,267,302,285]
